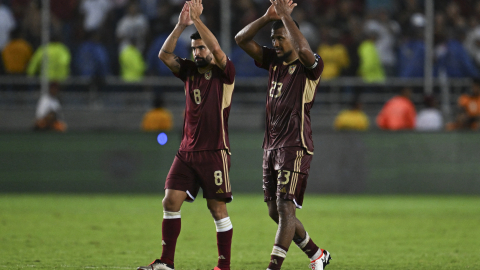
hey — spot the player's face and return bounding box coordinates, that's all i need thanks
[191,39,213,67]
[271,27,294,61]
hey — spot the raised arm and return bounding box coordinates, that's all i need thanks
[158,3,192,74]
[234,4,280,63]
[271,0,316,67]
[188,0,228,69]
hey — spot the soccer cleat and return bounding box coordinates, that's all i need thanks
[309,249,331,270]
[137,259,174,270]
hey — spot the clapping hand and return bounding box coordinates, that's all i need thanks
[269,0,297,19]
[187,0,203,21]
[178,2,193,27]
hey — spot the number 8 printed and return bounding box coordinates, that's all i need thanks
[214,170,223,186]
[193,89,202,104]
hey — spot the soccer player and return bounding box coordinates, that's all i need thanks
[234,0,331,269]
[137,1,235,270]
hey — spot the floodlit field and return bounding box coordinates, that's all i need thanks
[1,195,479,270]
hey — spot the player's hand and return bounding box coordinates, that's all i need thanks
[264,4,281,21]
[187,0,203,21]
[269,0,297,19]
[178,2,193,27]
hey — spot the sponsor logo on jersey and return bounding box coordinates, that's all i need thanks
[205,70,212,80]
[280,187,286,193]
[216,188,224,194]
[289,65,297,74]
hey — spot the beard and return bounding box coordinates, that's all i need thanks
[276,50,293,62]
[194,55,212,67]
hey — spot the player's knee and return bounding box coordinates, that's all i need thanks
[162,196,180,212]
[276,198,295,217]
[207,200,228,220]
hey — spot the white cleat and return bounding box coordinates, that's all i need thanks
[137,259,174,270]
[309,249,331,270]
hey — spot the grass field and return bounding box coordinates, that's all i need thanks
[1,194,479,270]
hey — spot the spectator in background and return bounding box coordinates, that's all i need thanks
[149,1,175,37]
[34,82,67,132]
[141,94,173,132]
[415,95,443,131]
[395,0,423,32]
[447,78,480,130]
[116,1,149,53]
[364,9,400,76]
[376,87,416,130]
[50,0,79,48]
[317,26,349,80]
[74,30,110,77]
[10,0,30,21]
[358,31,385,82]
[146,32,188,76]
[139,0,160,21]
[342,15,362,78]
[464,25,480,69]
[80,0,113,32]
[27,34,71,82]
[435,31,480,78]
[22,0,42,48]
[119,38,145,82]
[0,1,16,50]
[229,45,268,77]
[444,1,467,33]
[398,13,425,78]
[2,28,33,75]
[334,98,370,131]
[292,8,318,48]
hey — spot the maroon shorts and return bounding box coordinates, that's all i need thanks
[263,147,312,208]
[165,150,232,202]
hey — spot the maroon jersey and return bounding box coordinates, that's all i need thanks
[174,58,235,153]
[255,47,323,154]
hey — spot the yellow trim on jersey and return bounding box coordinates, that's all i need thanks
[300,76,321,155]
[283,58,299,65]
[289,150,303,195]
[221,80,235,155]
[221,150,231,193]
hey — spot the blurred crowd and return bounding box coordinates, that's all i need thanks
[1,0,480,81]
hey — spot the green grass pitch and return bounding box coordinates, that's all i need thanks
[1,194,479,270]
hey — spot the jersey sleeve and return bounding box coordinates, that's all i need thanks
[304,53,324,80]
[221,57,235,84]
[254,47,276,70]
[173,57,196,82]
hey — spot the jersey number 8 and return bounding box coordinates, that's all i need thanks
[193,89,202,104]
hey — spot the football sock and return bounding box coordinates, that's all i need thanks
[215,217,233,270]
[293,232,320,260]
[268,244,288,270]
[160,210,181,266]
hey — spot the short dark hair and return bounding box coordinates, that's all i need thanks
[190,31,201,40]
[271,20,300,32]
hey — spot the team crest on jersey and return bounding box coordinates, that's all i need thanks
[205,70,212,80]
[289,65,297,74]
